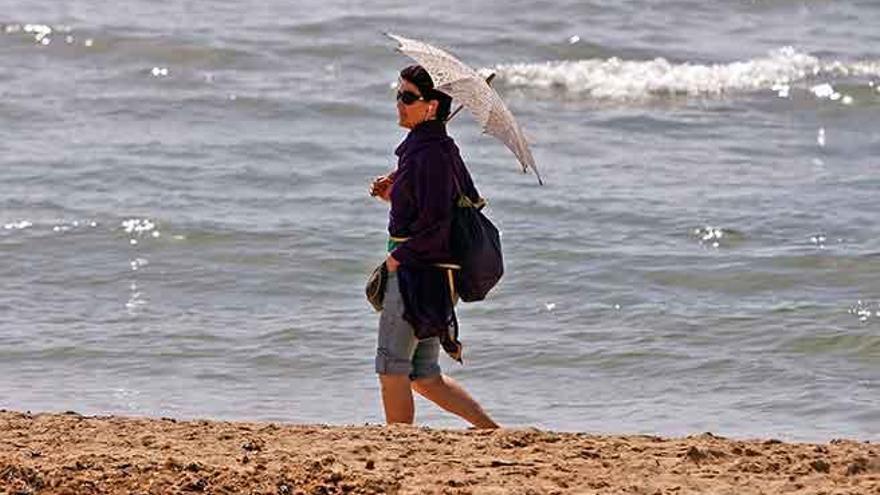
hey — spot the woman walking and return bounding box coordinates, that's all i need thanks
[370,65,498,429]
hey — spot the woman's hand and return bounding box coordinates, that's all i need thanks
[385,254,400,272]
[370,174,394,202]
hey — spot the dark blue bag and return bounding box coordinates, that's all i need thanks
[450,180,504,302]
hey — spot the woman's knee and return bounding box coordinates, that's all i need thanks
[411,373,443,393]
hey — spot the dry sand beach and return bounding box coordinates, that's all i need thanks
[1,411,877,494]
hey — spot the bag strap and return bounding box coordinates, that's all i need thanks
[445,146,487,210]
[449,158,464,196]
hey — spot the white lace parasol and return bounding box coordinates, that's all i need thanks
[387,33,543,185]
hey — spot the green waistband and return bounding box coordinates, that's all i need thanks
[387,235,410,252]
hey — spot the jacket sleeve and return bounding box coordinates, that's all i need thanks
[390,149,454,266]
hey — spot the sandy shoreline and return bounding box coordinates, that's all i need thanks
[0,410,877,494]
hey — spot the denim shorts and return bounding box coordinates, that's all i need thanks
[375,272,441,380]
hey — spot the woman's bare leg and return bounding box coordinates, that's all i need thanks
[411,374,499,429]
[379,374,415,424]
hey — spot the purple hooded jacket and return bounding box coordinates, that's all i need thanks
[388,120,480,361]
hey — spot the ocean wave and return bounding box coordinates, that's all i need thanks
[489,47,880,100]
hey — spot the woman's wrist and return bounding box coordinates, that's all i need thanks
[385,254,401,272]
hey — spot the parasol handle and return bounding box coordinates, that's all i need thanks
[444,73,495,123]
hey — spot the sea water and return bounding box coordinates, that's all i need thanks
[1,0,878,441]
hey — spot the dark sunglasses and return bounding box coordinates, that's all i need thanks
[396,90,426,105]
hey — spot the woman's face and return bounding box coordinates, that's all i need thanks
[396,78,437,129]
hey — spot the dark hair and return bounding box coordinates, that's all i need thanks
[400,64,452,121]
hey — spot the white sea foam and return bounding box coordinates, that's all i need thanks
[130,258,149,271]
[811,83,838,99]
[849,300,879,323]
[694,226,724,248]
[122,218,156,235]
[3,220,33,230]
[490,47,880,100]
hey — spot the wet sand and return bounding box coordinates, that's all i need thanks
[0,410,877,494]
